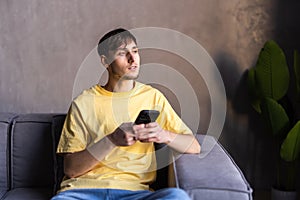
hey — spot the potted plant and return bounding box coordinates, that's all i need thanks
[247,40,300,199]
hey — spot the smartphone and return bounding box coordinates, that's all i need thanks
[134,110,160,125]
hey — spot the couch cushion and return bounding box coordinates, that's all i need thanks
[10,114,55,189]
[174,134,252,200]
[2,188,52,200]
[0,113,17,199]
[0,190,7,200]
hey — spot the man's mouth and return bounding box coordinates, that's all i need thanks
[128,66,138,70]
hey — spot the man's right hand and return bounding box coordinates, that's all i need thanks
[107,122,136,146]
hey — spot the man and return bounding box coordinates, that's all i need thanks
[51,28,200,200]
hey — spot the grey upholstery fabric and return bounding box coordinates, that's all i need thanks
[174,134,252,200]
[0,117,10,190]
[11,114,53,188]
[0,113,17,199]
[10,114,55,189]
[0,191,6,200]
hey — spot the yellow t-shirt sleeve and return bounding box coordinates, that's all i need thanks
[157,92,193,135]
[57,102,88,154]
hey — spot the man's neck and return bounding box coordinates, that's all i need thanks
[104,79,135,93]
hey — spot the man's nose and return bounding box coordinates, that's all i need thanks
[127,52,135,63]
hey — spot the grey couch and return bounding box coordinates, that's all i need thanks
[0,113,252,200]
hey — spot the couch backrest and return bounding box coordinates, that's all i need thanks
[10,114,55,189]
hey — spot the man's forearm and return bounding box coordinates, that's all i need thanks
[166,132,201,154]
[134,123,201,154]
[63,122,138,178]
[64,136,115,178]
[87,136,116,160]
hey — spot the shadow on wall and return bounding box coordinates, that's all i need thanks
[215,51,275,190]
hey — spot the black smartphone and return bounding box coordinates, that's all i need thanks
[134,110,160,125]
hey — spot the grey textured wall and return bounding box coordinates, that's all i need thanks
[1,0,300,192]
[0,0,275,113]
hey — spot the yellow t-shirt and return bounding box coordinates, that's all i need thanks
[57,82,192,192]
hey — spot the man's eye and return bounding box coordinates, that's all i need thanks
[118,51,126,56]
[133,49,139,54]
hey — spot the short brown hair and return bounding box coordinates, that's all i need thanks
[97,28,137,57]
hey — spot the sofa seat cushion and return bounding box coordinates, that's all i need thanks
[2,188,52,200]
[174,134,252,200]
[0,189,7,200]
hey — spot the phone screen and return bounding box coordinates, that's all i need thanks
[134,110,160,125]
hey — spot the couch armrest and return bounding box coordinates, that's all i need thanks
[0,113,18,200]
[172,134,253,200]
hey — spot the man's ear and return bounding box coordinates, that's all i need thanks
[100,55,110,68]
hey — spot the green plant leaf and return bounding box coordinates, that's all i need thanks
[294,50,300,102]
[247,68,261,113]
[261,97,290,137]
[255,40,290,100]
[280,121,300,162]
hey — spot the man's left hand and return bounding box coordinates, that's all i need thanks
[133,122,171,144]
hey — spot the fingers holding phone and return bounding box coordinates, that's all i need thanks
[107,122,136,146]
[134,122,171,144]
[108,110,164,146]
[134,122,160,142]
[133,110,170,143]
